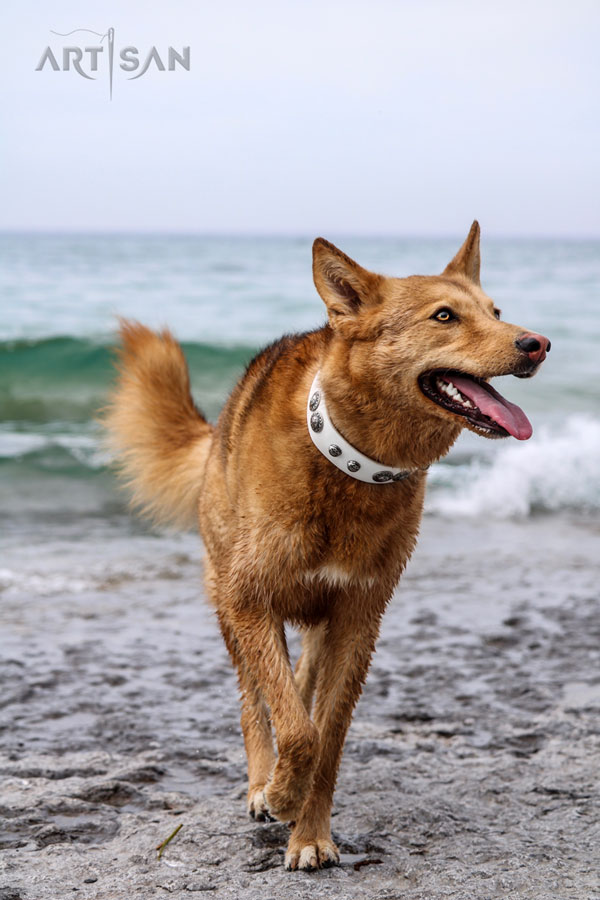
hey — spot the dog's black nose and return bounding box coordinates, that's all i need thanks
[515,332,550,364]
[515,335,540,353]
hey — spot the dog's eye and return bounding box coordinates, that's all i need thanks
[493,308,501,319]
[432,308,455,322]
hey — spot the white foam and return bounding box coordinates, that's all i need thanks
[0,430,109,468]
[0,432,47,456]
[0,568,94,596]
[426,416,600,518]
[0,550,197,599]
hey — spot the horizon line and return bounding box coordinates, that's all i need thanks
[0,227,599,242]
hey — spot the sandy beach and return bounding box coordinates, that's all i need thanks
[1,512,599,900]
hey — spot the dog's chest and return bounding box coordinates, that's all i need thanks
[294,498,423,594]
[301,562,378,591]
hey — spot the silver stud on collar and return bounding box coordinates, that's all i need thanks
[347,460,361,473]
[310,412,324,433]
[372,470,393,482]
[328,444,342,457]
[309,391,321,411]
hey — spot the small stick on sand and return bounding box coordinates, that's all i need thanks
[156,823,183,860]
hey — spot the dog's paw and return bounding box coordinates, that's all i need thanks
[284,837,339,871]
[247,787,274,823]
[263,782,304,824]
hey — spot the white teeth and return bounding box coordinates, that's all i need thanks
[436,378,475,409]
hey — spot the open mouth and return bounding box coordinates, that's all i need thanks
[418,370,533,440]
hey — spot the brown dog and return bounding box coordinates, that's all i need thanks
[104,222,550,871]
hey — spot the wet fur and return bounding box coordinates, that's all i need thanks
[103,223,545,871]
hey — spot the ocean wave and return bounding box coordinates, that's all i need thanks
[426,416,600,517]
[0,335,256,423]
[0,431,108,471]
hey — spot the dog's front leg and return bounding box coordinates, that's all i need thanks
[285,605,384,871]
[224,602,320,823]
[216,608,276,820]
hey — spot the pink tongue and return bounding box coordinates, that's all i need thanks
[446,375,533,440]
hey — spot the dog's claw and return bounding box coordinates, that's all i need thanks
[284,838,340,872]
[247,787,275,823]
[254,809,275,823]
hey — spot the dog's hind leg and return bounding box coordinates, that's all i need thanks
[294,623,327,715]
[285,603,384,871]
[223,601,320,824]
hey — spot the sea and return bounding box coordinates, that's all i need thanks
[1,233,599,599]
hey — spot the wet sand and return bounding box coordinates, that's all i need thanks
[1,514,599,899]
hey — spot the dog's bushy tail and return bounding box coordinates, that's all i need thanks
[102,320,213,529]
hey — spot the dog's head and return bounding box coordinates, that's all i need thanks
[313,222,550,442]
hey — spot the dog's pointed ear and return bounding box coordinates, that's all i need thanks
[312,238,381,321]
[443,220,481,285]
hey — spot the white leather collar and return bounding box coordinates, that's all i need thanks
[306,371,421,484]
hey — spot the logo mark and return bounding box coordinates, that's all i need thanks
[35,28,191,100]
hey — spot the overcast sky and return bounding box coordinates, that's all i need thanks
[1,0,598,236]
